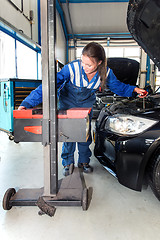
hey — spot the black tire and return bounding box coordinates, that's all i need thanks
[3,188,16,210]
[82,188,88,211]
[148,149,160,201]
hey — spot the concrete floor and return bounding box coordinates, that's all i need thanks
[0,130,160,240]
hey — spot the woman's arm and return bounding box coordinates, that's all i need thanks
[18,84,42,109]
[18,64,71,110]
[107,68,147,98]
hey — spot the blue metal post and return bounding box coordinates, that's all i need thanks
[37,0,41,46]
[66,39,69,63]
[15,39,18,78]
[146,55,150,86]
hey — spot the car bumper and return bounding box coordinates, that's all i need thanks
[94,130,157,191]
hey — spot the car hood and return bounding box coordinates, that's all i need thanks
[127,0,160,70]
[107,57,139,85]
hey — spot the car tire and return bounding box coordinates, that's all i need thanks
[148,148,160,201]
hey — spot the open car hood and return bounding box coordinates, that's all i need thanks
[127,0,160,70]
[107,57,139,85]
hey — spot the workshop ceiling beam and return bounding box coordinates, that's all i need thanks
[56,0,68,40]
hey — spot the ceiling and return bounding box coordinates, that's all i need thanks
[57,0,131,40]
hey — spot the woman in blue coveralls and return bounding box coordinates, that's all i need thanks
[18,42,147,176]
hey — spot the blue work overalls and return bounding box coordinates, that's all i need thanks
[20,59,136,166]
[57,60,99,166]
[59,81,96,166]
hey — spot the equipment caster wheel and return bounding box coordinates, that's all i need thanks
[69,163,74,175]
[3,188,16,210]
[82,188,88,211]
[8,135,14,141]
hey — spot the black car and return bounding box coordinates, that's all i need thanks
[94,0,160,201]
[94,93,160,201]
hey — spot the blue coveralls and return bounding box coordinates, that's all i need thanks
[20,60,136,166]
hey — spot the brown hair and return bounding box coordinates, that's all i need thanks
[82,42,107,90]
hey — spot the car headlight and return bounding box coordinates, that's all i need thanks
[105,114,158,136]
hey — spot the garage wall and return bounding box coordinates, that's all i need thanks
[0,0,38,42]
[0,0,66,64]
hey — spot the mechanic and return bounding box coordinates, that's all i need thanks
[18,42,147,176]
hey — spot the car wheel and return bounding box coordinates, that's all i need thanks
[148,149,160,201]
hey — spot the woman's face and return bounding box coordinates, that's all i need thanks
[81,55,101,75]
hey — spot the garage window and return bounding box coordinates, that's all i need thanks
[0,31,16,78]
[0,25,41,80]
[16,41,37,79]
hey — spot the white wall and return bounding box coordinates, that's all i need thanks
[0,0,38,42]
[0,0,66,64]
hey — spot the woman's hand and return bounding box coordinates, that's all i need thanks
[134,87,148,98]
[18,106,26,110]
